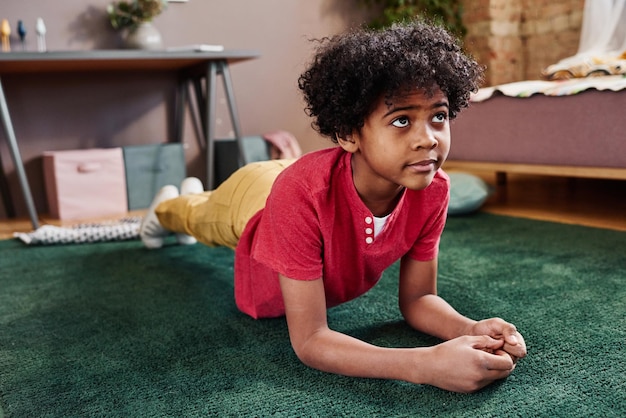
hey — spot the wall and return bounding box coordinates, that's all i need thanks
[0,0,371,219]
[1,1,587,219]
[462,0,584,85]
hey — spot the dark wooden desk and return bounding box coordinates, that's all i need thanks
[0,49,260,229]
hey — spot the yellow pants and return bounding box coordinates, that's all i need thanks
[155,159,295,249]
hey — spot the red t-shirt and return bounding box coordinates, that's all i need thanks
[234,147,449,319]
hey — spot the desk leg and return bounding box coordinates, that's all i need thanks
[174,75,187,144]
[0,145,14,217]
[219,61,246,168]
[192,61,246,190]
[0,77,39,229]
[192,79,207,139]
[205,62,218,190]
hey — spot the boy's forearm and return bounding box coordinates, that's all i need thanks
[294,327,426,384]
[401,294,476,341]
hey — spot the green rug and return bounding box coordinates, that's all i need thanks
[0,213,624,417]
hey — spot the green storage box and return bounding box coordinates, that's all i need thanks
[122,143,186,210]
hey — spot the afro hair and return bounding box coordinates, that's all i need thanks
[298,19,484,142]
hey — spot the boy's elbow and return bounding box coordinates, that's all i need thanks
[288,346,326,375]
[288,330,327,369]
[292,345,315,368]
[398,297,419,324]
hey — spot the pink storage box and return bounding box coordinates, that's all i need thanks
[43,148,128,220]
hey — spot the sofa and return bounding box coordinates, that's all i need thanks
[447,76,626,181]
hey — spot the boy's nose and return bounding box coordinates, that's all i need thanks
[411,125,438,150]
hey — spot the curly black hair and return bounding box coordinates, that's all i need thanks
[298,19,484,142]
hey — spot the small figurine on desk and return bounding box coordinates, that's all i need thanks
[36,17,46,52]
[17,20,27,51]
[1,19,11,52]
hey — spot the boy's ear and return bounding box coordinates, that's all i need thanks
[337,133,359,153]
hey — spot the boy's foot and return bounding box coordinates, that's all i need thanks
[140,185,179,249]
[175,177,204,245]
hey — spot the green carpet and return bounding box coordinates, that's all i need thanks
[0,213,624,417]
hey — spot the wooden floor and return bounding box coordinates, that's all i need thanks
[1,171,625,240]
[460,171,626,232]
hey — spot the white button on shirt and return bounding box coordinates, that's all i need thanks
[364,214,390,244]
[364,217,374,244]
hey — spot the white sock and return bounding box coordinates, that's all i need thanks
[140,185,179,249]
[176,177,204,245]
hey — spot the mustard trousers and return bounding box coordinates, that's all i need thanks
[155,159,295,249]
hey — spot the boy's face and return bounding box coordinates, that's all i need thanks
[345,87,450,192]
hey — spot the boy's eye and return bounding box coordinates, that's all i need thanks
[432,113,448,123]
[391,116,409,128]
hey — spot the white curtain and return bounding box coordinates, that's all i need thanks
[579,0,626,54]
[543,0,626,77]
[562,0,626,65]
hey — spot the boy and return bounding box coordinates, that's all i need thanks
[141,19,526,393]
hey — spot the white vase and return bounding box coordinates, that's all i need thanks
[124,22,162,50]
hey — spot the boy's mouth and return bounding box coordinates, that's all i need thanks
[407,159,438,172]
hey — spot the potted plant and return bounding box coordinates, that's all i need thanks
[107,0,168,49]
[359,0,466,38]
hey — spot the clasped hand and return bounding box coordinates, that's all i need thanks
[468,317,527,361]
[421,318,526,393]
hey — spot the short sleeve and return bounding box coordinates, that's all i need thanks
[251,172,324,280]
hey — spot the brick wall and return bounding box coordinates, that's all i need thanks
[462,0,584,86]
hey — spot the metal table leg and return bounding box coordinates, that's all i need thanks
[0,147,14,217]
[0,77,39,230]
[188,60,247,190]
[173,74,188,144]
[204,62,218,190]
[219,61,246,169]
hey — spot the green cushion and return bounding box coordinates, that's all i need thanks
[447,172,493,216]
